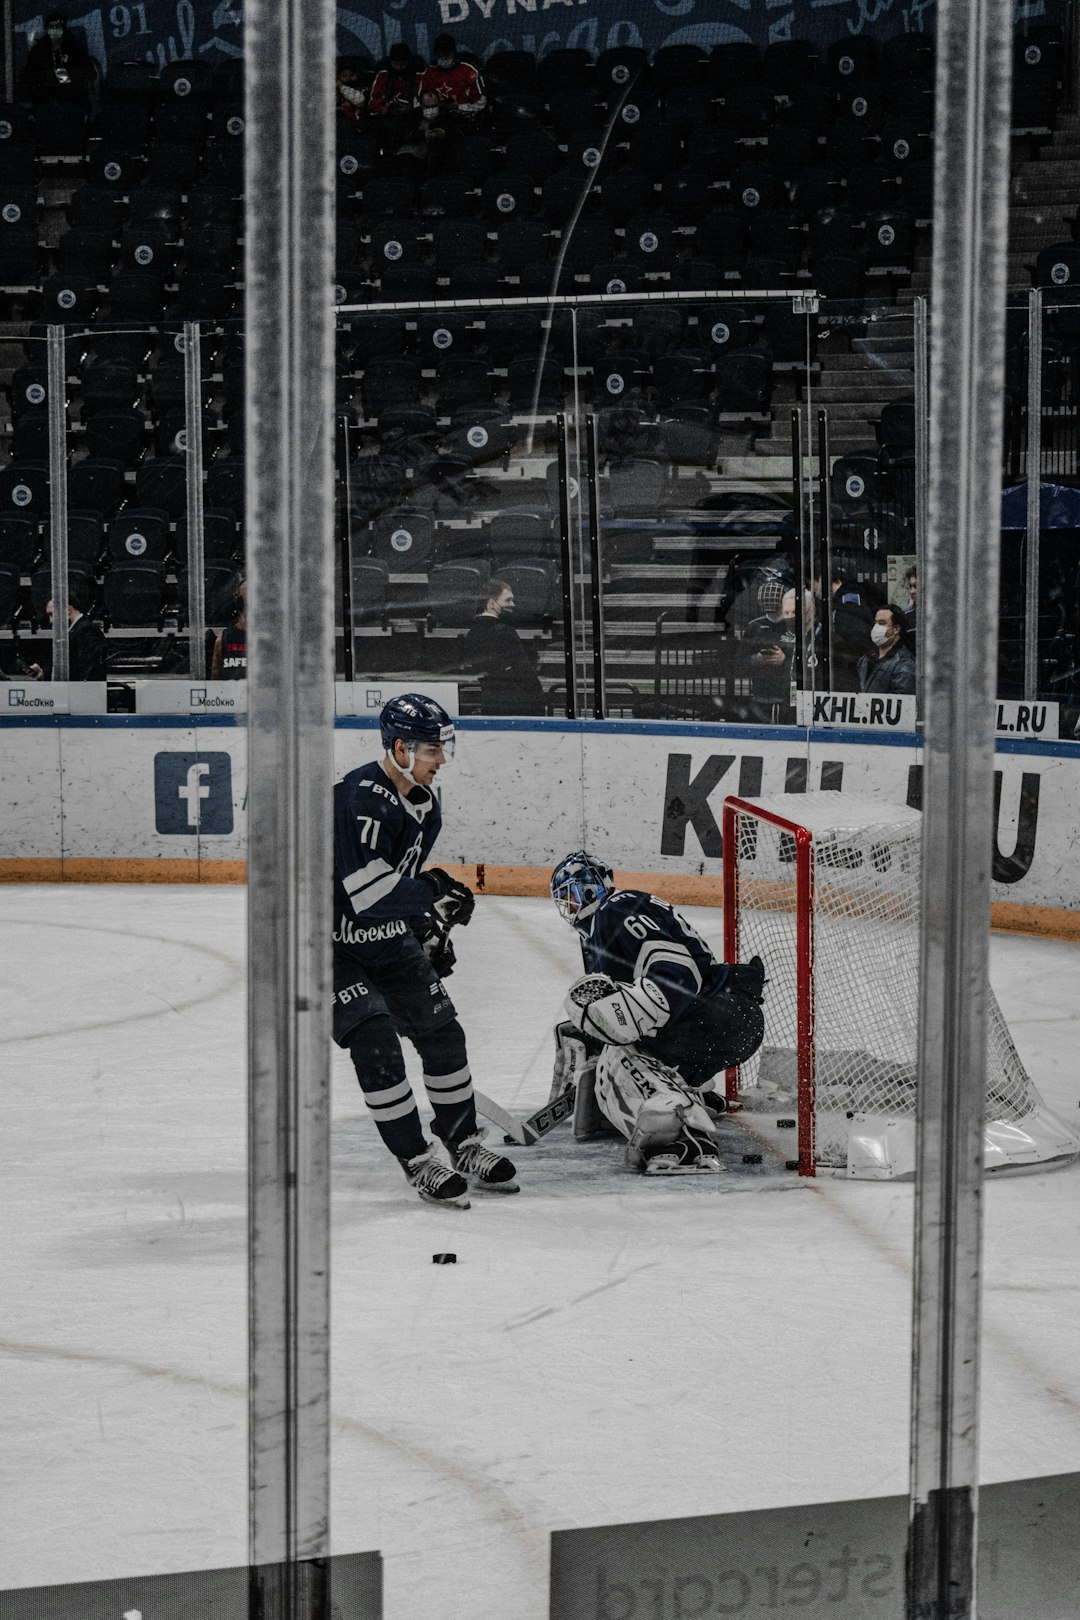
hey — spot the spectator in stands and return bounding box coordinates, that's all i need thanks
[19,11,94,111]
[901,564,918,647]
[211,577,247,680]
[336,64,368,118]
[416,34,486,116]
[26,595,108,681]
[463,579,545,716]
[392,87,455,168]
[857,604,916,695]
[815,569,880,691]
[742,584,800,724]
[368,43,420,120]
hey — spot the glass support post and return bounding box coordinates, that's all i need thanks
[184,322,207,681]
[340,417,354,683]
[244,0,335,1597]
[907,3,1013,1617]
[1024,288,1043,699]
[556,410,579,718]
[791,405,808,693]
[585,413,606,719]
[816,407,833,692]
[46,325,69,682]
[914,296,931,701]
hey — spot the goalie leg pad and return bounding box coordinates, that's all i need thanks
[594,1047,718,1150]
[572,1057,619,1139]
[626,1094,721,1173]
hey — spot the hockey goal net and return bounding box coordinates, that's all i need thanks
[721,793,1079,1179]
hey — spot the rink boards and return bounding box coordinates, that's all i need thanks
[0,714,1077,935]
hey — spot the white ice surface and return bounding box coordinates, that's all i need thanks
[2,887,1080,1618]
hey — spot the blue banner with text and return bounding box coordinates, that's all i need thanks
[12,0,1064,84]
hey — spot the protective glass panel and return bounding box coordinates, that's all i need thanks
[815,298,919,716]
[590,293,806,722]
[0,314,249,1602]
[337,304,572,717]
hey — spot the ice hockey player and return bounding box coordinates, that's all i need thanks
[549,852,766,1175]
[333,693,518,1207]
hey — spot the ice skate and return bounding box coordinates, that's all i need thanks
[400,1145,471,1208]
[627,1096,722,1176]
[642,1128,723,1177]
[435,1122,519,1192]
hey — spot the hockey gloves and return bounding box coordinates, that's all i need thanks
[420,867,475,927]
[564,972,671,1046]
[410,915,457,977]
[724,955,766,1003]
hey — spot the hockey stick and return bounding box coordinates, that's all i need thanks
[474,1086,577,1147]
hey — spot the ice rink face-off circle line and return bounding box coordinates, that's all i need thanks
[0,912,244,1046]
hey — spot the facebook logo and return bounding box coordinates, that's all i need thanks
[154,752,234,834]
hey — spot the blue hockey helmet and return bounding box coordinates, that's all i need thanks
[379,692,456,760]
[550,850,614,923]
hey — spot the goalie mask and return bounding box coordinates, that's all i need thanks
[550,851,614,923]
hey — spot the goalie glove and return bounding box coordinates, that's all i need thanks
[564,972,671,1046]
[419,867,475,927]
[550,1019,599,1103]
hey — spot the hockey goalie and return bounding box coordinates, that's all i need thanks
[549,851,767,1176]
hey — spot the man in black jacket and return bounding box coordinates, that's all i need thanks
[463,578,545,715]
[19,12,95,111]
[27,596,109,681]
[857,604,916,695]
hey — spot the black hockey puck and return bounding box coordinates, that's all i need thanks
[742,1153,763,1165]
[785,1160,800,1172]
[777,1117,796,1129]
[503,1135,517,1145]
[432,1253,457,1265]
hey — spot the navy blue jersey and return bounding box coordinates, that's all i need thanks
[333,759,440,966]
[575,890,730,1024]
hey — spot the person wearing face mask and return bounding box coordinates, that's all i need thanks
[368,42,419,116]
[462,578,545,716]
[393,86,454,166]
[415,33,486,115]
[857,604,916,695]
[20,11,94,110]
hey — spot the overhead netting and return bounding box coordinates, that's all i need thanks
[726,794,1043,1171]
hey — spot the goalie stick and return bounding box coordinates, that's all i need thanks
[473,1086,577,1146]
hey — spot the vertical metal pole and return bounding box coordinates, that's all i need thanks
[245,0,334,1597]
[340,417,355,684]
[1024,289,1043,699]
[816,407,833,692]
[914,296,931,702]
[555,410,578,719]
[791,406,807,696]
[2,0,15,104]
[585,413,606,719]
[908,2,1012,1617]
[46,326,69,682]
[184,322,207,681]
[568,305,590,716]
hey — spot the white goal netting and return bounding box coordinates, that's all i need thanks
[725,793,1074,1175]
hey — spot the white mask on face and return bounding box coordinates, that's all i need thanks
[422,105,439,120]
[870,623,890,647]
